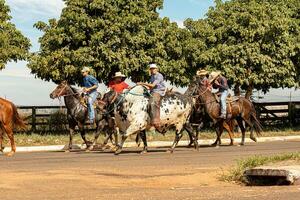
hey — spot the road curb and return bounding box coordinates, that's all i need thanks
[3,135,300,153]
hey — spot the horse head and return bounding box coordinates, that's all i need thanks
[98,88,118,111]
[50,80,71,99]
[185,76,205,96]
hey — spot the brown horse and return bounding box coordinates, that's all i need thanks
[0,98,26,156]
[186,76,262,146]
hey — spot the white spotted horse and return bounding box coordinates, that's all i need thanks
[99,85,199,155]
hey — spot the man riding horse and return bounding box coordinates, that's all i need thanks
[137,63,166,132]
[209,71,229,119]
[108,71,130,93]
[81,67,99,125]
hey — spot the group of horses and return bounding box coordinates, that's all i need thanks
[0,76,262,156]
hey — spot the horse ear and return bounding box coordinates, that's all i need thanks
[61,80,68,85]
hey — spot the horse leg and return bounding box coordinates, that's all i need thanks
[78,124,91,149]
[114,134,128,155]
[87,122,103,151]
[236,118,246,145]
[67,123,76,152]
[244,118,257,142]
[212,123,222,147]
[223,122,234,146]
[0,132,4,153]
[140,130,148,154]
[185,125,194,148]
[185,123,199,151]
[168,130,183,153]
[4,125,15,157]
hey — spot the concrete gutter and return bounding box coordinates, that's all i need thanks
[3,135,300,153]
[244,165,300,185]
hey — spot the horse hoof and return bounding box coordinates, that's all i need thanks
[140,150,148,155]
[250,137,257,142]
[214,145,220,149]
[114,149,122,155]
[166,149,174,154]
[86,146,94,152]
[239,143,245,146]
[5,151,15,157]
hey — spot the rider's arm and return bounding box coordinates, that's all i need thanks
[84,76,99,92]
[137,82,155,89]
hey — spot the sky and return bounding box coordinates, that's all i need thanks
[0,0,299,106]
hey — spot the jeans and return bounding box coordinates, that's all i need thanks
[220,90,228,116]
[87,91,98,123]
[149,92,161,126]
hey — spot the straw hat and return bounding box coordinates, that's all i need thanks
[149,63,158,69]
[81,67,91,73]
[112,71,126,79]
[196,69,208,76]
[209,71,221,83]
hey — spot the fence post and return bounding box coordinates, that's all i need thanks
[288,102,293,127]
[32,106,36,132]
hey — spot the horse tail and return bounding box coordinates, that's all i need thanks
[11,104,26,130]
[250,105,263,136]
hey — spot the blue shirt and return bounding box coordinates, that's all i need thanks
[83,75,99,93]
[149,72,166,96]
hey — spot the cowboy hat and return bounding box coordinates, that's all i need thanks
[81,67,91,73]
[196,69,208,76]
[149,63,158,69]
[209,71,221,83]
[113,71,126,79]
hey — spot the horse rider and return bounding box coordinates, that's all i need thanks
[196,69,211,90]
[137,63,166,131]
[108,72,130,93]
[209,71,229,119]
[81,66,99,124]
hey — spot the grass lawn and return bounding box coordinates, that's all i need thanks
[1,127,300,147]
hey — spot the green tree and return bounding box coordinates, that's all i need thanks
[184,0,300,98]
[29,0,188,86]
[0,0,30,69]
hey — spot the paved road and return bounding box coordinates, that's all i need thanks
[0,141,300,200]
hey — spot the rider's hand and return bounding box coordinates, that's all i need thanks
[137,82,143,85]
[83,87,89,92]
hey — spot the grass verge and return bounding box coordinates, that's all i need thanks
[1,128,300,147]
[219,152,300,184]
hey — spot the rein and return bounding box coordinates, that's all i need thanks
[101,86,150,115]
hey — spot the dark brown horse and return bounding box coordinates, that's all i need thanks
[50,81,115,151]
[0,98,26,156]
[186,76,262,146]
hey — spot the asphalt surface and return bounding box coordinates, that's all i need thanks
[1,141,300,200]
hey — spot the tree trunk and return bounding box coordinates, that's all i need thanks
[234,84,241,96]
[245,84,253,99]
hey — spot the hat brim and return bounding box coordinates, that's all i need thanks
[113,75,126,79]
[197,72,208,76]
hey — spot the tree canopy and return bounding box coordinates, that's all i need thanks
[28,0,188,85]
[0,0,30,69]
[184,0,300,97]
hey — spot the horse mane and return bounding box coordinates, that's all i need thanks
[70,86,81,98]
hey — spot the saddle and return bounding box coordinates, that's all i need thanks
[80,92,102,109]
[213,93,240,119]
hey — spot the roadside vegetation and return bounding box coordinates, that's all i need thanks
[220,152,300,184]
[0,126,299,147]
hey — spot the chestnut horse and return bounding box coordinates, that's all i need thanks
[0,98,26,156]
